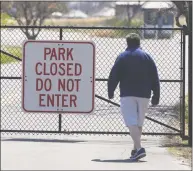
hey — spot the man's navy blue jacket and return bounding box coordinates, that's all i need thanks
[108,47,160,103]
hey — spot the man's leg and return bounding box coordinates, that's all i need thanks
[128,125,142,150]
[129,97,149,160]
[120,97,138,153]
[137,97,149,139]
[138,126,142,138]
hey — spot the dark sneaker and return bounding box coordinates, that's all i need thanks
[130,148,146,160]
[131,149,136,156]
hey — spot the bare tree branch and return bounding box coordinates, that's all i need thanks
[3,1,68,39]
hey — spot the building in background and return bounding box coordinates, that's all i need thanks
[142,1,175,39]
[115,1,176,39]
[115,1,145,20]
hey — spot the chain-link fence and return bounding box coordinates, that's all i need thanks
[0,26,186,137]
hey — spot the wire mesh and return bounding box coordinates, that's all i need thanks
[0,26,185,136]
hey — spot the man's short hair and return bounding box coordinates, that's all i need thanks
[126,33,140,48]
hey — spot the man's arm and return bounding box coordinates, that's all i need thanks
[150,58,160,105]
[107,56,122,99]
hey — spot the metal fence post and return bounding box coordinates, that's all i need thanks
[58,28,63,132]
[188,1,192,147]
[182,28,186,139]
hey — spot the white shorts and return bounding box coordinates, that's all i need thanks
[120,96,149,127]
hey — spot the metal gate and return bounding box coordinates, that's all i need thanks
[0,26,187,138]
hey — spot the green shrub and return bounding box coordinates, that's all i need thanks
[1,12,15,25]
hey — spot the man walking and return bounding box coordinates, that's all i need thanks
[107,33,160,161]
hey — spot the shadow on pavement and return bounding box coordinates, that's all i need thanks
[92,159,147,163]
[1,138,86,143]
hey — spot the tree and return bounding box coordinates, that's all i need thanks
[126,3,142,25]
[115,1,145,26]
[2,1,68,39]
[171,1,189,28]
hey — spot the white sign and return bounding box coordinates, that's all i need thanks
[22,40,95,113]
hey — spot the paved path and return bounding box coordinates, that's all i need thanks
[1,135,191,170]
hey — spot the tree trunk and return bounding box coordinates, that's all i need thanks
[26,34,37,40]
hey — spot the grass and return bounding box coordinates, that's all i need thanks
[89,29,142,38]
[167,138,192,167]
[173,95,189,123]
[0,46,22,64]
[88,18,143,38]
[104,17,143,27]
[89,29,121,38]
[43,17,112,26]
[166,95,192,167]
[2,17,112,27]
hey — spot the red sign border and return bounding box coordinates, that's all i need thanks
[22,40,95,114]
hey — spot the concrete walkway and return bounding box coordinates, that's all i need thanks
[1,134,191,170]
